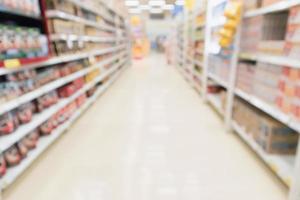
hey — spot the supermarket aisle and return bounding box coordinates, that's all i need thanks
[4,54,287,200]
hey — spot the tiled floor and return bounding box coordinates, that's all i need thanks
[3,54,287,200]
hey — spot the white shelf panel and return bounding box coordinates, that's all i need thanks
[212,0,227,7]
[232,121,294,187]
[0,55,127,152]
[0,62,128,189]
[211,16,226,28]
[239,53,300,69]
[0,53,123,116]
[50,34,116,43]
[0,45,125,76]
[46,10,115,32]
[207,94,224,116]
[245,0,300,18]
[235,88,300,134]
[208,72,228,88]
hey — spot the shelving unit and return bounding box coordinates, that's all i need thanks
[173,1,300,199]
[0,0,131,194]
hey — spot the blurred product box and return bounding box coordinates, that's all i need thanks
[256,115,299,154]
[46,0,75,14]
[288,5,300,24]
[233,98,299,155]
[244,0,262,11]
[258,41,285,55]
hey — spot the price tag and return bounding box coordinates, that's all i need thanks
[67,35,73,49]
[88,55,96,65]
[4,59,21,69]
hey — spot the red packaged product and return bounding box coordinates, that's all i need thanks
[4,146,21,166]
[17,141,29,158]
[23,130,40,149]
[40,120,53,136]
[0,113,15,136]
[73,78,85,89]
[17,103,33,124]
[76,94,87,107]
[58,84,76,98]
[0,155,7,177]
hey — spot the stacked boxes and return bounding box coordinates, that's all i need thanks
[243,0,262,11]
[277,67,300,120]
[46,0,115,56]
[236,62,256,94]
[237,62,300,122]
[253,62,282,105]
[233,98,299,154]
[241,11,288,55]
[241,16,263,53]
[48,19,85,35]
[285,6,300,60]
[243,0,285,11]
[237,62,281,106]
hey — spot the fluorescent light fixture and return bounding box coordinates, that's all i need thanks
[149,0,165,6]
[129,8,141,13]
[163,4,174,10]
[175,0,185,6]
[150,8,163,13]
[125,0,139,6]
[139,5,151,10]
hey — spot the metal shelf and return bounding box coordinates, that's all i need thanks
[50,34,116,43]
[232,121,295,187]
[207,72,228,88]
[0,60,128,189]
[0,45,126,76]
[207,94,224,116]
[239,53,300,68]
[235,88,300,134]
[0,52,124,116]
[46,10,115,32]
[0,54,126,153]
[245,0,300,18]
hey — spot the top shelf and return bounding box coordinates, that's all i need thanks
[67,0,115,23]
[244,0,300,18]
[0,6,41,20]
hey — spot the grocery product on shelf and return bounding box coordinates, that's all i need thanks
[0,25,48,60]
[4,146,21,167]
[0,0,129,190]
[219,1,242,48]
[172,0,300,197]
[233,98,299,154]
[0,0,41,17]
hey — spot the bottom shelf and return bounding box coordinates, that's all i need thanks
[232,121,295,187]
[207,94,224,116]
[0,62,128,189]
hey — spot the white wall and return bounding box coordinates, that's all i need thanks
[145,17,174,41]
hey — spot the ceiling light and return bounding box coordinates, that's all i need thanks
[150,8,163,13]
[125,0,139,6]
[163,4,174,10]
[129,8,141,13]
[175,0,185,6]
[139,5,151,10]
[149,0,165,6]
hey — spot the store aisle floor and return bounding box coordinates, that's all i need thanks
[4,54,287,200]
